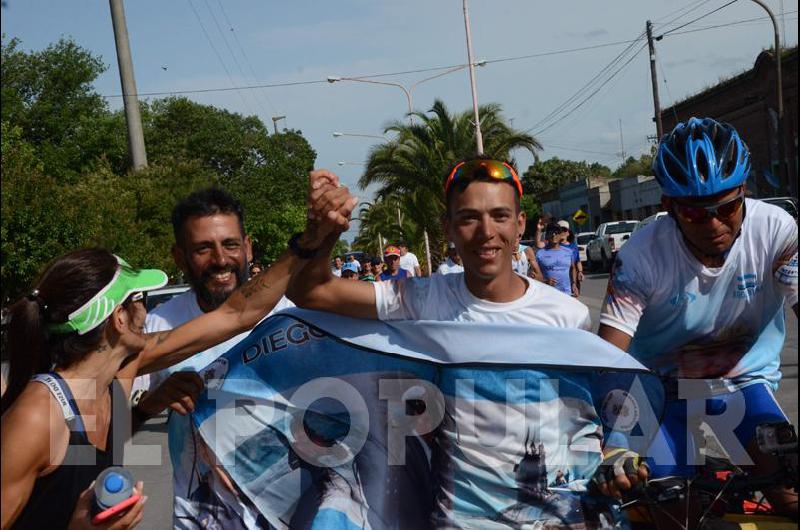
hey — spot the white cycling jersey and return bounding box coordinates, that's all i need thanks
[600,199,797,389]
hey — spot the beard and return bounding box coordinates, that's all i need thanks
[187,263,249,310]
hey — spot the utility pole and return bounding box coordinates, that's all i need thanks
[462,0,484,155]
[646,20,664,139]
[109,0,147,170]
[618,119,626,165]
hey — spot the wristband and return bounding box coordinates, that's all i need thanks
[288,233,320,259]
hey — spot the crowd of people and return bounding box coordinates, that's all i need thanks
[0,117,796,529]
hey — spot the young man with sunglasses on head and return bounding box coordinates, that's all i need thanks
[598,118,798,516]
[288,157,590,328]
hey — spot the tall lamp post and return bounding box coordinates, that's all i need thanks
[749,0,787,194]
[327,62,483,123]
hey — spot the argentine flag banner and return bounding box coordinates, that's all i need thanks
[191,309,664,529]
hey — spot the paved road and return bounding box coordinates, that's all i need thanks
[127,274,798,528]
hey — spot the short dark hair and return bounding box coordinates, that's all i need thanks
[171,187,245,246]
[444,156,520,216]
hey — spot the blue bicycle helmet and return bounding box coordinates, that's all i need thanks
[653,117,750,198]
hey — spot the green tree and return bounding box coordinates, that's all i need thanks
[613,150,655,179]
[522,157,612,198]
[1,36,114,180]
[332,239,350,258]
[358,99,541,266]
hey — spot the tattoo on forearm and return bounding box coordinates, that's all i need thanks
[240,273,274,299]
[153,331,172,346]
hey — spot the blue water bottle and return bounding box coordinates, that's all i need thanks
[91,467,140,525]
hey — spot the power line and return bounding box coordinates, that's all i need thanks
[200,0,264,116]
[214,0,279,116]
[532,44,648,137]
[525,34,646,135]
[654,0,716,29]
[101,12,797,99]
[542,143,620,157]
[186,0,254,114]
[658,0,740,38]
[663,12,797,37]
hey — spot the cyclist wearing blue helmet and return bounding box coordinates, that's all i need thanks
[598,117,797,515]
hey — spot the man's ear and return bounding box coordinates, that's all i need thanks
[517,210,527,238]
[172,244,188,274]
[244,235,253,264]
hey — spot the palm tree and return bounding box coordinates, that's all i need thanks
[356,99,541,266]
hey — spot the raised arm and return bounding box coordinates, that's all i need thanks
[286,170,378,319]
[128,172,357,375]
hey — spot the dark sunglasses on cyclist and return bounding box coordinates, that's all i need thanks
[444,159,523,198]
[672,189,745,224]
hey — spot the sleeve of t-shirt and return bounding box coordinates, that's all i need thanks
[572,247,580,263]
[411,254,420,268]
[771,210,798,307]
[599,244,652,337]
[373,277,429,321]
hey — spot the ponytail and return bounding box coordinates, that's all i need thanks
[1,295,50,414]
[1,248,117,414]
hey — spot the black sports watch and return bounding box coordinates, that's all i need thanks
[288,232,320,259]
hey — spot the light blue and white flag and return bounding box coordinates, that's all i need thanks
[191,309,664,529]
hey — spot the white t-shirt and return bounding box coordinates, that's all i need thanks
[144,290,294,529]
[600,199,798,387]
[374,272,591,330]
[436,258,464,275]
[331,267,342,278]
[399,251,420,276]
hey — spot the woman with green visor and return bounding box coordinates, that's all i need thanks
[0,177,357,530]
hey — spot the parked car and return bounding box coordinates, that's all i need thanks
[145,284,190,311]
[760,196,798,219]
[586,220,639,271]
[575,232,595,264]
[632,211,669,234]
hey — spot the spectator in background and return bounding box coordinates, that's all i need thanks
[341,262,360,280]
[536,222,577,296]
[249,261,263,276]
[533,213,552,249]
[331,256,344,277]
[379,245,409,281]
[398,241,422,277]
[561,227,584,296]
[436,242,464,275]
[371,256,385,281]
[512,234,543,281]
[360,258,376,282]
[346,253,361,273]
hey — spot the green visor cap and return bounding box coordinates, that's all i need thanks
[49,256,168,335]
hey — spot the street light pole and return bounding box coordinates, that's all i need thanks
[271,115,286,134]
[462,0,484,155]
[749,0,787,194]
[327,63,479,124]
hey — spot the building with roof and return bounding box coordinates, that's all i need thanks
[660,47,798,198]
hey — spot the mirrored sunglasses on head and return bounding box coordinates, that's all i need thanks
[673,189,744,224]
[444,159,523,197]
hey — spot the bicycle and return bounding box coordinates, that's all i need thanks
[619,421,798,529]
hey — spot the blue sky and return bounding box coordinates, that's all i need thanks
[3,0,797,240]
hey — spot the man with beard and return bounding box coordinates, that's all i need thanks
[133,187,293,529]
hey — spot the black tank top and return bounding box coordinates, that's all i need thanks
[12,373,127,530]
